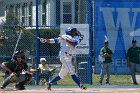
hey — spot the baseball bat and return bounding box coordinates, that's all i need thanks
[12,31,22,58]
[16,25,40,39]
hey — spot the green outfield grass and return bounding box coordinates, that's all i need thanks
[0,74,138,86]
[57,74,135,86]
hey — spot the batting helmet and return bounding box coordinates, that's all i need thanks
[65,27,77,35]
[14,51,25,61]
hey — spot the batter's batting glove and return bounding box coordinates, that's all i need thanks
[40,38,46,43]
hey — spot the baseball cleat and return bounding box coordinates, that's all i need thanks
[106,82,110,85]
[47,87,51,91]
[0,86,5,89]
[47,83,51,90]
[133,82,138,85]
[15,84,25,90]
[80,85,87,90]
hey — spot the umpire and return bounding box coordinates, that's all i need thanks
[127,39,140,85]
[0,51,32,90]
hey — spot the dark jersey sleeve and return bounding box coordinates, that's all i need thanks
[2,61,16,73]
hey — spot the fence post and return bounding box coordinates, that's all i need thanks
[35,0,39,85]
[87,0,93,84]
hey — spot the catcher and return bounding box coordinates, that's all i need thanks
[0,51,33,90]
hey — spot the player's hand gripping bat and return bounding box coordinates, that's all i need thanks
[16,25,41,39]
[16,25,48,43]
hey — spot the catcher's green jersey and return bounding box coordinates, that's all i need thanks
[100,47,112,63]
[127,46,140,64]
[2,61,28,74]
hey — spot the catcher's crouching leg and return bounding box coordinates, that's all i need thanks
[1,78,11,89]
[1,73,16,89]
[15,73,32,90]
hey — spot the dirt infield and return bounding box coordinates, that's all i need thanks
[0,86,140,93]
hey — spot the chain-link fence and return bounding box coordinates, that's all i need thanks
[0,0,139,88]
[0,0,92,87]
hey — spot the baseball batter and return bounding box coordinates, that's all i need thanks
[40,27,87,90]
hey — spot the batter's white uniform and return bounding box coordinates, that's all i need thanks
[49,35,79,78]
[40,27,87,90]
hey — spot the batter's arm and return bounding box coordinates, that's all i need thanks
[65,39,75,47]
[61,36,78,47]
[40,37,60,44]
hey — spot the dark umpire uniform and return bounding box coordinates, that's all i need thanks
[0,51,32,90]
[127,39,140,85]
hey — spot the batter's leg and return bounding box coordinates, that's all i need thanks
[47,64,68,90]
[65,59,87,90]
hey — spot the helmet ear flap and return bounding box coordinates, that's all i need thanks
[75,31,84,43]
[75,30,81,36]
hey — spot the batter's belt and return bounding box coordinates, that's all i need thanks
[65,52,72,56]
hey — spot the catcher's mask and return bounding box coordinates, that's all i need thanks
[14,51,25,61]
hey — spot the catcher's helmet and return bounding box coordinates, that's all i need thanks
[65,27,78,35]
[14,51,25,61]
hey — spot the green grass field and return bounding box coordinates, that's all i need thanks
[0,74,137,86]
[57,74,133,86]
